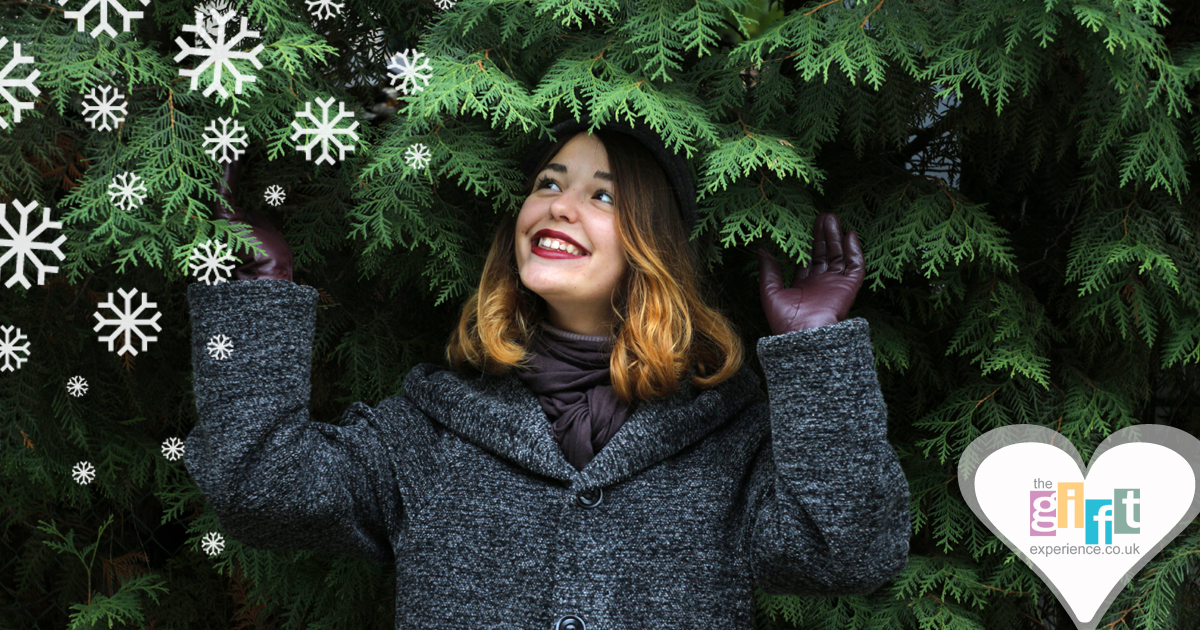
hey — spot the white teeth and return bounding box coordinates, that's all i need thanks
[537,237,584,256]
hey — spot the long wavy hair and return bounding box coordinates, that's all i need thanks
[444,127,744,404]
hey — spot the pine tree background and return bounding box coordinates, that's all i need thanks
[1,0,1199,628]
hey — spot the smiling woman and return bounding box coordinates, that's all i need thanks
[444,115,745,405]
[183,110,908,630]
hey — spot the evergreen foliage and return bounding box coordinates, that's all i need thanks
[0,0,1198,629]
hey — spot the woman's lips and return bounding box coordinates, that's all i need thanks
[532,243,587,259]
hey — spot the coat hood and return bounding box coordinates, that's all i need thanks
[400,362,769,490]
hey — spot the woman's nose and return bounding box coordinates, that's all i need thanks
[549,193,581,220]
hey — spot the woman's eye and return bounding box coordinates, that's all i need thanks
[536,177,613,204]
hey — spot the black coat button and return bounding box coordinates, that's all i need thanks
[555,614,586,630]
[576,488,603,508]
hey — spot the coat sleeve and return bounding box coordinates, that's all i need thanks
[183,279,438,564]
[746,316,910,596]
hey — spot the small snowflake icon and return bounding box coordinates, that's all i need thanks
[1,199,67,289]
[93,287,163,356]
[67,375,88,397]
[109,172,149,212]
[436,0,457,9]
[0,325,31,372]
[81,85,128,131]
[189,238,238,285]
[264,185,286,207]
[63,0,150,39]
[161,436,185,461]
[386,50,433,96]
[207,333,234,360]
[404,143,431,170]
[0,38,41,130]
[305,0,344,21]
[72,461,96,485]
[291,97,360,166]
[203,117,249,164]
[201,532,225,556]
[175,7,264,98]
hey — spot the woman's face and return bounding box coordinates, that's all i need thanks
[515,132,627,337]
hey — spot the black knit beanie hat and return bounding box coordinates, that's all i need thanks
[519,112,698,240]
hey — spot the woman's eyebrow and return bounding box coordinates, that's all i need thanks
[544,162,613,182]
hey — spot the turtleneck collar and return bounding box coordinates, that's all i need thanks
[539,321,614,344]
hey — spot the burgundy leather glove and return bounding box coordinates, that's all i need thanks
[756,213,865,334]
[209,156,294,282]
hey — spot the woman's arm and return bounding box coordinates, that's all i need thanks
[184,279,439,563]
[744,317,911,596]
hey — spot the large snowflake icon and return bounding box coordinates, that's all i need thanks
[161,437,185,461]
[201,532,225,556]
[436,0,457,9]
[190,238,237,284]
[291,97,360,166]
[0,38,41,130]
[67,375,88,397]
[1,200,67,289]
[305,0,344,21]
[0,325,30,372]
[63,0,150,39]
[404,143,431,170]
[264,185,285,206]
[386,50,433,96]
[109,172,148,212]
[72,461,96,485]
[93,287,162,356]
[81,85,128,131]
[207,333,234,360]
[203,117,249,164]
[175,7,264,98]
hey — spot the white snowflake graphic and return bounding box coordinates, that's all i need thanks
[93,287,162,356]
[207,333,234,360]
[203,117,249,164]
[0,325,30,372]
[189,238,237,285]
[175,7,264,98]
[0,199,67,289]
[264,184,286,206]
[67,375,88,397]
[161,436,185,461]
[305,0,344,21]
[0,37,41,130]
[72,461,95,485]
[63,0,150,39]
[404,143,431,170]
[436,0,457,9]
[201,532,225,556]
[194,0,241,37]
[108,172,148,212]
[81,85,128,131]
[386,49,433,96]
[291,97,360,166]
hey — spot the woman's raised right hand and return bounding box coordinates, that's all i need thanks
[209,156,295,282]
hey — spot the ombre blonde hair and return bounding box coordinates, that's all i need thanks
[444,128,744,404]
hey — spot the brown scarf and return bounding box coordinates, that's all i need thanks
[514,322,633,472]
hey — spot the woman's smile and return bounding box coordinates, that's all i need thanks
[532,242,588,259]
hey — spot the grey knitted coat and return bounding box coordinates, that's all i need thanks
[184,279,911,630]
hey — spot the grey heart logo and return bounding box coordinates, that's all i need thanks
[958,425,1200,629]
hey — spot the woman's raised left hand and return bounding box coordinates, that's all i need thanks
[756,213,865,335]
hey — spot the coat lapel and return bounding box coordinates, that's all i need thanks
[401,362,766,489]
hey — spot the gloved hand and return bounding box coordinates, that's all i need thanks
[756,213,865,335]
[209,155,294,282]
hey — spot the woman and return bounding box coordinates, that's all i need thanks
[185,113,910,630]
